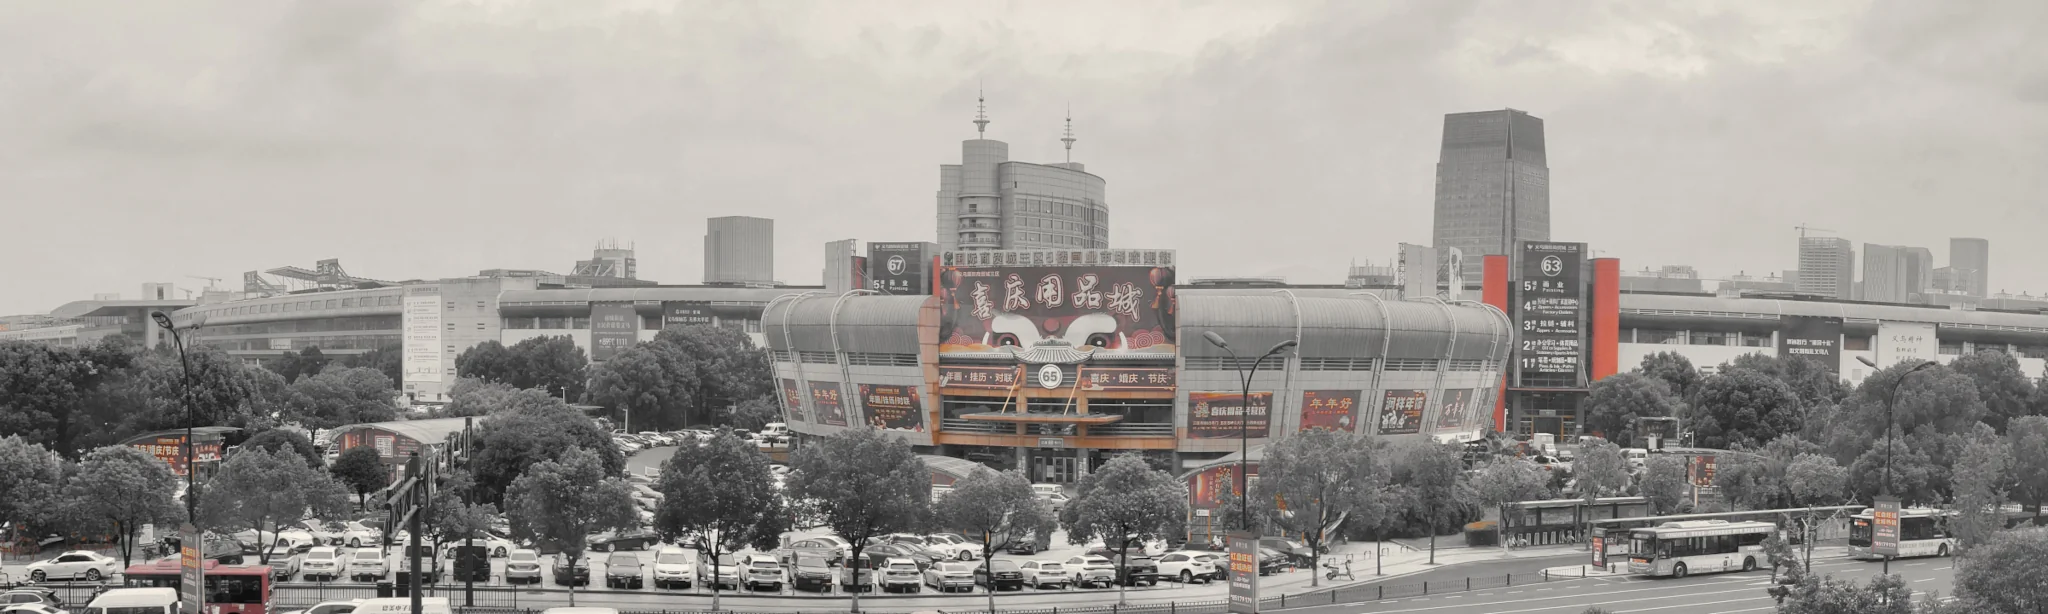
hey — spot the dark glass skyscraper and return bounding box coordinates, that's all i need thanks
[1431,109,1550,278]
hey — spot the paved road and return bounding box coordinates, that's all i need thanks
[1274,555,1958,614]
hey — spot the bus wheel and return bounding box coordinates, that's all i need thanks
[1742,558,1755,572]
[1672,563,1688,578]
[1938,544,1950,557]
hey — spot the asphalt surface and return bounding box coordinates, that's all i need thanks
[1274,555,1958,614]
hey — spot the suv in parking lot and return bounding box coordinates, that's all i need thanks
[651,548,695,589]
[1113,556,1160,587]
[791,556,834,593]
[880,558,922,593]
[742,554,785,591]
[1064,555,1116,588]
[974,559,1024,591]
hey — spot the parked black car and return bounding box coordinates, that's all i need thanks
[1256,548,1288,576]
[862,543,941,571]
[553,556,591,587]
[590,530,661,552]
[604,551,644,589]
[1113,556,1160,587]
[974,559,1025,591]
[791,556,834,593]
[1259,538,1315,567]
[1003,531,1048,555]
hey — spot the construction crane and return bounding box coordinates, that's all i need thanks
[186,275,224,291]
[1794,224,1835,238]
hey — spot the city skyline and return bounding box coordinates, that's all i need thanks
[4,1,2044,315]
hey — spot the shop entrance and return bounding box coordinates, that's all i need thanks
[1033,455,1079,484]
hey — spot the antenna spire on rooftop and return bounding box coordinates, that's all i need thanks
[974,83,990,137]
[1061,104,1077,162]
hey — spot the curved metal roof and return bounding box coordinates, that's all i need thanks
[499,286,821,306]
[1176,290,1506,361]
[328,417,471,446]
[917,454,990,481]
[764,294,929,355]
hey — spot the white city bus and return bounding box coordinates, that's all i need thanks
[1848,508,1957,560]
[1625,520,1774,578]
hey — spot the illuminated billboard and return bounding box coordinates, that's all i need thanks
[1188,391,1271,439]
[867,242,935,296]
[936,249,1177,357]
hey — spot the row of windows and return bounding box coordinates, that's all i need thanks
[205,316,402,336]
[205,293,402,317]
[195,334,396,352]
[502,316,761,333]
[1645,532,1768,558]
[1632,329,1774,347]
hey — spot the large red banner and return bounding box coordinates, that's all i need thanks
[1188,392,1271,439]
[937,365,1020,389]
[1433,389,1476,432]
[936,263,1176,356]
[808,381,847,427]
[1298,390,1360,432]
[1079,367,1176,391]
[858,384,926,432]
[780,379,807,423]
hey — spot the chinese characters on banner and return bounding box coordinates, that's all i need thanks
[1433,389,1475,432]
[1517,241,1586,385]
[1187,391,1271,439]
[1298,390,1360,432]
[1227,532,1260,614]
[780,379,809,423]
[132,437,223,477]
[937,365,1020,389]
[1872,497,1901,557]
[1778,315,1844,375]
[1377,390,1428,435]
[858,384,927,432]
[589,302,639,361]
[663,302,714,328]
[1188,464,1248,508]
[1078,367,1177,391]
[807,381,848,427]
[936,261,1178,356]
[1689,454,1718,486]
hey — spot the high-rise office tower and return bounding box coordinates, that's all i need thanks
[1861,243,1935,303]
[1431,108,1550,278]
[704,216,775,285]
[936,94,1108,252]
[1950,238,1990,297]
[1796,237,1855,300]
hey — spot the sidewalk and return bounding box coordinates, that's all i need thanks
[1538,546,1852,579]
[1252,539,1584,597]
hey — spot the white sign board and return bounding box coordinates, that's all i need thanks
[1399,243,1437,299]
[403,292,444,384]
[1877,321,1938,368]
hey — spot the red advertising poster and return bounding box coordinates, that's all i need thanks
[780,378,808,423]
[1298,390,1360,432]
[808,381,848,427]
[1079,367,1176,391]
[1188,464,1250,508]
[1433,389,1476,432]
[1377,390,1428,435]
[937,365,1020,389]
[132,437,223,477]
[858,384,926,432]
[936,263,1177,356]
[1188,391,1271,439]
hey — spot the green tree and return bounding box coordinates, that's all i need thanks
[1469,460,1550,550]
[266,346,331,384]
[1575,439,1631,500]
[786,428,932,613]
[1578,374,1679,447]
[1725,353,1850,411]
[199,447,349,564]
[1948,527,2048,612]
[1390,441,1466,564]
[428,470,500,554]
[2010,416,2048,519]
[1766,572,1917,614]
[282,367,396,428]
[330,446,390,511]
[1250,430,1388,586]
[242,428,322,468]
[441,378,520,418]
[1691,368,1805,450]
[470,390,624,505]
[583,340,698,430]
[653,326,773,427]
[1639,455,1689,514]
[1950,350,2037,432]
[1635,351,1703,401]
[1948,434,2014,551]
[652,430,785,610]
[0,338,137,455]
[58,446,182,569]
[932,467,1052,611]
[727,396,781,432]
[0,436,68,536]
[1715,436,1827,511]
[1827,363,1986,465]
[342,345,403,387]
[117,346,272,434]
[1061,453,1186,604]
[454,341,514,383]
[505,448,638,606]
[457,337,590,400]
[1847,438,1940,505]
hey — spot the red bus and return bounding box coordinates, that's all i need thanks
[122,559,272,614]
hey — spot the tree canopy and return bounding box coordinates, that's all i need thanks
[1251,430,1388,585]
[455,336,589,400]
[1949,527,2048,611]
[1690,367,1805,450]
[1948,350,2038,432]
[505,448,638,585]
[242,428,323,468]
[330,446,390,511]
[0,436,68,535]
[651,429,786,611]
[1635,351,1702,402]
[470,390,624,505]
[283,367,398,428]
[198,447,349,563]
[1579,373,1679,447]
[785,428,930,612]
[59,446,182,567]
[1061,453,1187,602]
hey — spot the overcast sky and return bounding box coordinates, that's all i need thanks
[4,0,2044,315]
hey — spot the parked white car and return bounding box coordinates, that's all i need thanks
[651,547,696,589]
[903,534,979,561]
[336,522,383,548]
[503,550,544,585]
[1064,555,1117,588]
[23,552,119,583]
[348,549,389,581]
[442,534,515,559]
[279,600,363,614]
[1156,551,1218,584]
[1018,560,1068,589]
[300,547,351,581]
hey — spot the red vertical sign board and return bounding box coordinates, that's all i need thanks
[1590,533,1607,569]
[1228,531,1259,614]
[1873,496,1901,557]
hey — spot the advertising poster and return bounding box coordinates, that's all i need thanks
[589,302,639,361]
[1873,497,1901,557]
[780,378,808,423]
[851,256,869,294]
[1399,243,1438,299]
[1227,532,1260,614]
[1377,390,1428,435]
[1877,321,1938,368]
[936,257,1177,357]
[867,242,933,296]
[1298,390,1360,432]
[937,365,1020,389]
[1591,533,1608,569]
[663,302,714,328]
[858,384,926,432]
[808,381,848,427]
[401,291,443,384]
[1187,391,1272,439]
[180,523,204,614]
[1517,241,1586,385]
[1079,367,1176,391]
[1779,315,1844,374]
[1434,389,1475,432]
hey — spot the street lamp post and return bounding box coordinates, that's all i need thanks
[151,311,199,522]
[1853,356,1937,576]
[1201,332,1296,532]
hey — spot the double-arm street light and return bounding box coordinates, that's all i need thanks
[150,311,200,522]
[1853,355,1938,575]
[1201,331,1296,532]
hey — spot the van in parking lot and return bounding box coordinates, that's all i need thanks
[82,588,179,614]
[353,598,451,614]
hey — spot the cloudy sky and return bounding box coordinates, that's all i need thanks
[4,0,2044,315]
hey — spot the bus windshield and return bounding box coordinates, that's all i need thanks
[1849,517,1872,547]
[1630,533,1659,558]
